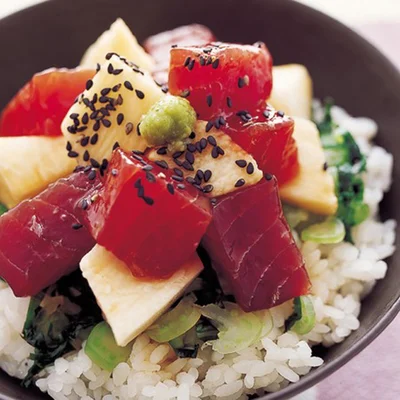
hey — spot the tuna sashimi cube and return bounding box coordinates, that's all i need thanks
[0,169,100,297]
[203,175,310,311]
[84,149,212,278]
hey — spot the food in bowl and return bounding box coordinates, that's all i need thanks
[0,19,395,399]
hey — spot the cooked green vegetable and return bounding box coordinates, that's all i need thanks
[200,302,263,354]
[140,96,197,147]
[169,330,200,359]
[283,204,310,229]
[146,296,201,343]
[85,322,131,371]
[285,296,316,335]
[22,270,102,387]
[301,217,345,244]
[315,99,369,241]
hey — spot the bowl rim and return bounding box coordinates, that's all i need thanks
[0,0,399,399]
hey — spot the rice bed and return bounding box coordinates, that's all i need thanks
[0,103,396,400]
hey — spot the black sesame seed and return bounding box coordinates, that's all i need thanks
[184,57,191,67]
[204,170,212,182]
[235,159,247,168]
[90,158,100,168]
[206,94,212,107]
[219,116,226,126]
[82,113,89,125]
[186,177,196,184]
[66,141,72,151]
[188,59,195,71]
[195,141,202,153]
[203,48,212,54]
[203,184,214,193]
[116,94,123,105]
[235,179,245,187]
[102,119,111,128]
[67,126,77,134]
[227,97,232,108]
[112,68,123,75]
[247,162,254,175]
[155,160,169,169]
[217,146,225,155]
[211,147,218,159]
[161,85,169,93]
[96,63,101,72]
[68,151,79,158]
[182,160,194,171]
[205,121,214,132]
[214,118,220,130]
[101,88,111,96]
[238,77,246,88]
[206,57,212,65]
[116,113,124,126]
[157,147,168,155]
[99,96,109,104]
[174,168,184,177]
[132,150,144,155]
[173,158,183,167]
[146,171,156,183]
[181,89,190,98]
[92,93,98,104]
[177,184,186,190]
[277,110,285,117]
[80,199,89,210]
[136,123,141,136]
[125,122,134,135]
[93,120,101,131]
[323,162,329,171]
[106,52,117,60]
[212,58,219,69]
[84,165,91,173]
[185,152,195,165]
[144,197,154,206]
[173,151,184,159]
[90,133,99,145]
[171,44,178,48]
[189,131,196,139]
[172,175,184,182]
[206,135,217,149]
[199,56,206,66]
[101,159,109,171]
[88,170,97,181]
[83,150,90,162]
[70,113,79,120]
[107,63,114,74]
[77,126,88,133]
[167,183,175,195]
[263,110,271,119]
[143,165,153,172]
[124,81,133,91]
[82,98,93,110]
[200,138,208,150]
[113,141,120,151]
[187,143,196,153]
[81,136,90,147]
[100,107,110,117]
[112,84,122,92]
[90,110,99,120]
[135,89,145,99]
[72,223,83,230]
[264,173,273,181]
[196,170,204,181]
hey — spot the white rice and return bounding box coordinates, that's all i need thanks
[0,102,395,399]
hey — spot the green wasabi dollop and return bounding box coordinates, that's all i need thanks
[140,96,197,147]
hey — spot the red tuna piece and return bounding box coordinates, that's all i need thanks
[0,68,94,137]
[144,24,216,85]
[0,169,100,297]
[203,176,310,311]
[84,149,212,278]
[168,42,273,120]
[221,105,299,183]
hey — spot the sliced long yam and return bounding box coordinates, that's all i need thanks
[0,136,76,209]
[80,245,203,347]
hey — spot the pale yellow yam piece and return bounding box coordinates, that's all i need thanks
[0,136,75,209]
[148,121,263,197]
[62,54,164,166]
[270,64,313,119]
[80,18,154,72]
[80,245,203,347]
[280,118,338,215]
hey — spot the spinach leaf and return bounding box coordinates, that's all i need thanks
[22,270,102,387]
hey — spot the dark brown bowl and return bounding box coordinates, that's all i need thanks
[0,0,399,399]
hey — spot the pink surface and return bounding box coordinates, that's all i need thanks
[298,23,400,400]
